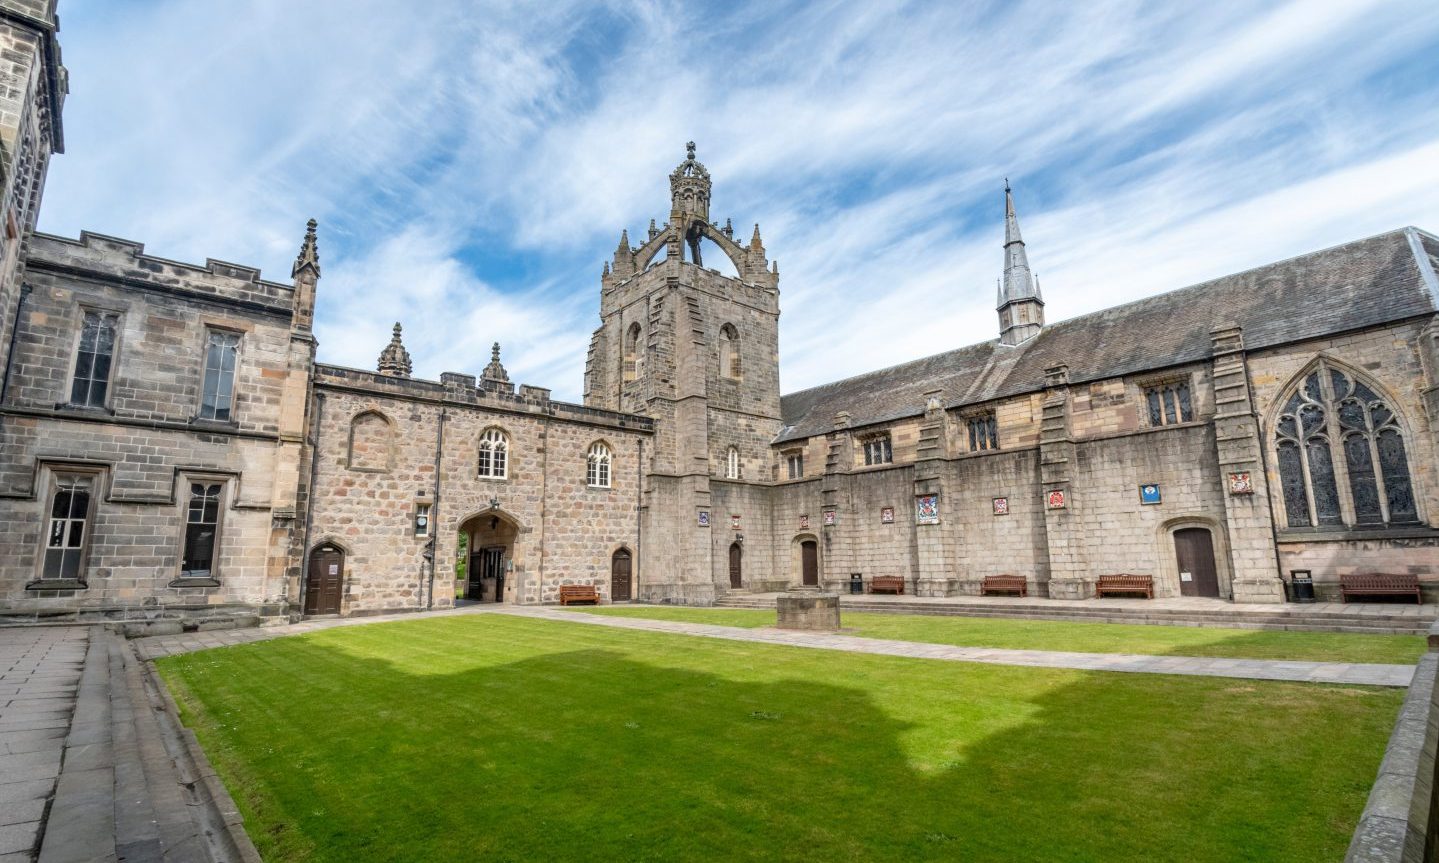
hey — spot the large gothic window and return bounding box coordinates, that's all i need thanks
[477,428,509,479]
[1274,361,1418,529]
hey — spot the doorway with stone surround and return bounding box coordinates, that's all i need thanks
[459,512,518,603]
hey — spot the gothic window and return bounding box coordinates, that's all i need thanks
[39,471,97,583]
[862,435,893,466]
[347,411,393,472]
[70,310,118,408]
[1145,380,1193,426]
[719,324,741,380]
[587,442,612,488]
[1274,361,1419,529]
[478,428,509,479]
[181,481,224,580]
[199,330,241,422]
[725,446,740,479]
[785,451,804,480]
[624,323,642,383]
[968,413,999,451]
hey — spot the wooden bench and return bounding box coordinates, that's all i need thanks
[870,576,905,595]
[1094,574,1154,599]
[981,575,1028,597]
[559,585,600,606]
[1340,573,1422,604]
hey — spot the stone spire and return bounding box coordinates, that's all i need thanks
[377,322,412,378]
[482,341,510,385]
[997,180,1045,346]
[290,219,320,331]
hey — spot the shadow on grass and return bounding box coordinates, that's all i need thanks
[160,617,1400,863]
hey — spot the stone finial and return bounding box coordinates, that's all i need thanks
[648,218,659,240]
[669,141,711,220]
[602,261,610,277]
[482,341,510,384]
[377,322,412,378]
[617,228,630,251]
[723,217,733,238]
[750,223,763,250]
[292,218,320,278]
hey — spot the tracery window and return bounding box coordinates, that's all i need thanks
[1275,362,1418,529]
[1145,380,1193,426]
[199,330,240,422]
[477,428,509,479]
[725,446,740,479]
[968,413,998,451]
[862,435,893,466]
[587,442,612,488]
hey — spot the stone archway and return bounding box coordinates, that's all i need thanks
[458,512,519,603]
[790,534,821,587]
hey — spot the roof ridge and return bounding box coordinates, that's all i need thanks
[1404,227,1439,306]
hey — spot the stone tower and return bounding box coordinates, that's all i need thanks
[997,181,1044,346]
[584,143,782,602]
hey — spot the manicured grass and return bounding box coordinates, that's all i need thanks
[159,614,1399,862]
[566,605,1426,664]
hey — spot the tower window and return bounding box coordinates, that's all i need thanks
[478,428,509,479]
[968,413,999,451]
[785,451,804,480]
[587,442,612,488]
[719,324,741,380]
[862,435,893,466]
[1145,380,1193,426]
[725,446,740,479]
[70,309,119,408]
[624,323,642,383]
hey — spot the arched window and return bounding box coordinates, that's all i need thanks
[587,442,612,488]
[725,446,740,479]
[1274,361,1418,529]
[624,323,642,383]
[718,324,740,380]
[477,428,508,479]
[347,411,393,472]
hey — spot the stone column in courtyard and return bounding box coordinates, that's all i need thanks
[1040,365,1090,598]
[914,391,960,596]
[1210,325,1285,602]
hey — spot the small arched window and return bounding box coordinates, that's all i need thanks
[1275,361,1418,529]
[719,323,740,380]
[477,428,508,479]
[587,442,612,488]
[624,323,643,383]
[725,446,740,479]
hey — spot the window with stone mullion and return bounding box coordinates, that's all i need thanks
[863,436,892,466]
[71,310,118,407]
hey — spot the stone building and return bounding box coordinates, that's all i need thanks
[2,10,1439,624]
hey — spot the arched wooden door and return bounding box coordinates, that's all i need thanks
[305,545,344,615]
[1174,528,1220,598]
[729,542,743,589]
[611,549,632,602]
[801,540,819,586]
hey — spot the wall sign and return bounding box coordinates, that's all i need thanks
[698,511,710,527]
[799,514,810,530]
[1228,472,1254,495]
[880,506,894,524]
[1046,489,1066,509]
[1139,483,1162,505]
[731,514,741,531]
[823,510,836,526]
[915,494,940,525]
[992,497,1009,516]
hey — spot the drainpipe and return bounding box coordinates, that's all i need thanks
[297,391,325,618]
[426,408,447,609]
[0,284,32,409]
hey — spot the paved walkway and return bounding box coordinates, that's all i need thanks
[131,604,1415,687]
[0,627,86,862]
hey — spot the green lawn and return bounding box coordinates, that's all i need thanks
[159,614,1399,862]
[565,605,1426,664]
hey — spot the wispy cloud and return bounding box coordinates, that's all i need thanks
[38,0,1439,400]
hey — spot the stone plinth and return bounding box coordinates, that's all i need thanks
[776,592,840,631]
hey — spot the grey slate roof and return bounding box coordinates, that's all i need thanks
[776,227,1439,443]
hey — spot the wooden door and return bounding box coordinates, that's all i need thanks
[611,549,632,602]
[1174,528,1220,598]
[728,543,742,589]
[305,545,344,615]
[801,540,818,586]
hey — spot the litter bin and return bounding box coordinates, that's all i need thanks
[849,573,864,595]
[1289,569,1315,603]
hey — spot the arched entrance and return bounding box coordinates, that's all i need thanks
[459,512,518,603]
[611,549,632,602]
[305,544,344,615]
[728,542,743,589]
[1174,527,1220,598]
[791,535,819,587]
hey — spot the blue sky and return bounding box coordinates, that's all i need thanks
[36,0,1439,402]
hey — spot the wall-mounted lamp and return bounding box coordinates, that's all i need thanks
[489,496,501,511]
[735,533,745,544]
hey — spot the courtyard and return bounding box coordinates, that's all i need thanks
[153,611,1407,862]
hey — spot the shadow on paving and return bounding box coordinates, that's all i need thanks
[157,620,1399,863]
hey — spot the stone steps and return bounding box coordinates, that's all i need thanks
[713,596,1433,634]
